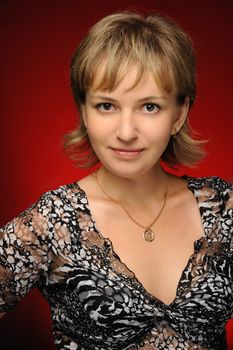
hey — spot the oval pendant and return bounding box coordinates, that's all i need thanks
[143,228,155,242]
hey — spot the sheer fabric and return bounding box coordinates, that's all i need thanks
[0,176,232,349]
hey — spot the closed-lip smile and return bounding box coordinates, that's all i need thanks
[110,147,145,158]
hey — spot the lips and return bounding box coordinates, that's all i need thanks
[110,147,144,158]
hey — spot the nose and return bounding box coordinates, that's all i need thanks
[116,112,138,143]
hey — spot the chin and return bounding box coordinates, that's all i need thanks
[102,163,158,180]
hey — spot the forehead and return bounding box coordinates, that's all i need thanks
[90,60,170,95]
[91,68,160,95]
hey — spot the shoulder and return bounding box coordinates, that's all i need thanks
[186,175,233,214]
[34,181,88,211]
[186,175,232,191]
[9,181,90,233]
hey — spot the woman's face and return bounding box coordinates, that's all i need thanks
[81,67,188,179]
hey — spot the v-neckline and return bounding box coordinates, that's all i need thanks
[74,176,214,308]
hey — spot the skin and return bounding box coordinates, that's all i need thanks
[82,68,186,181]
[0,69,205,318]
[79,67,205,306]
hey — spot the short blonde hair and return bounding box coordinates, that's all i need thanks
[64,11,206,168]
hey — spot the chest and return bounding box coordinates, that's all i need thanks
[45,212,233,348]
[43,189,233,349]
[85,194,205,305]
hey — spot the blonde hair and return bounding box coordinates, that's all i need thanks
[64,11,206,168]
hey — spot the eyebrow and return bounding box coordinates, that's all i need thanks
[89,95,167,101]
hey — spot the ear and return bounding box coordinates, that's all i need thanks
[172,97,189,135]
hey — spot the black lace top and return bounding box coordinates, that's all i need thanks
[0,176,232,349]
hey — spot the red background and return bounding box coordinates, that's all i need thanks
[0,0,233,348]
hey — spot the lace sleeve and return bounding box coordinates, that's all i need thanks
[0,192,52,312]
[223,179,233,246]
[225,182,233,213]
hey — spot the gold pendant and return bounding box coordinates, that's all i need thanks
[143,228,155,242]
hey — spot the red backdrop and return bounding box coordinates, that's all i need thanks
[0,0,233,348]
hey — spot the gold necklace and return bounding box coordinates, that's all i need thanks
[93,171,168,242]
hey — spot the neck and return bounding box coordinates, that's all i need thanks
[96,165,168,205]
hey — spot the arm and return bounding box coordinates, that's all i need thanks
[0,192,52,314]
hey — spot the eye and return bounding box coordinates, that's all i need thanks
[142,103,160,113]
[96,103,113,111]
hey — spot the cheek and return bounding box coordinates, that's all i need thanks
[86,117,115,141]
[86,123,107,147]
[145,121,173,143]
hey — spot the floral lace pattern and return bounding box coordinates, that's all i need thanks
[0,176,232,349]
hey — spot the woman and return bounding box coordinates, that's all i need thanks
[0,11,232,350]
